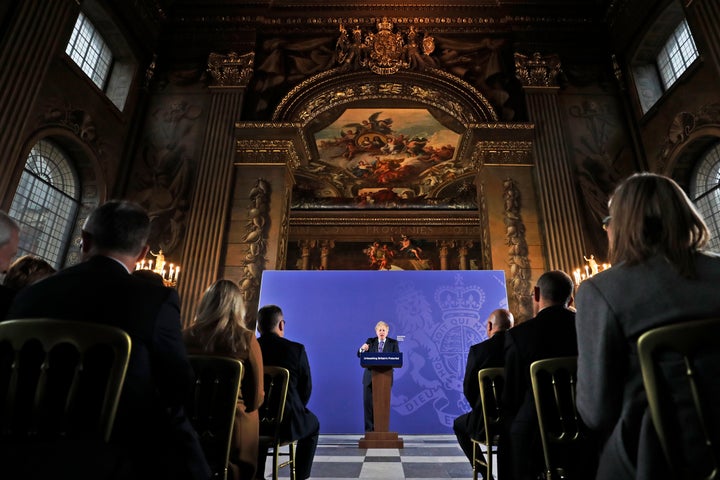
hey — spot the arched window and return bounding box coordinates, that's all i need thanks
[690,142,720,253]
[9,140,81,268]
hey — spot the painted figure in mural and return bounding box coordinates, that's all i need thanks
[397,234,422,261]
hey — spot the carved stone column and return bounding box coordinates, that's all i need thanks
[515,52,586,273]
[320,240,334,270]
[438,240,453,270]
[458,241,471,270]
[300,240,312,270]
[686,0,720,79]
[177,52,254,326]
[0,0,80,205]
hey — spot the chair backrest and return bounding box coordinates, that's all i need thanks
[186,355,243,480]
[0,318,131,443]
[258,366,290,440]
[478,367,505,444]
[638,317,720,480]
[530,356,586,478]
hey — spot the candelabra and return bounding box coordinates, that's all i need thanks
[134,249,180,287]
[573,254,610,286]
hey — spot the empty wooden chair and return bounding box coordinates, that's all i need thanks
[185,355,243,480]
[531,356,593,480]
[0,318,131,479]
[638,317,720,480]
[471,367,504,480]
[258,366,297,480]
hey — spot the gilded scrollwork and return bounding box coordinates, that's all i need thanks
[235,139,302,170]
[471,141,534,169]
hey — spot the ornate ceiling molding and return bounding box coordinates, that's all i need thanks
[273,68,498,125]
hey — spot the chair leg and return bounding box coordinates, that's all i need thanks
[289,442,296,480]
[472,442,479,480]
[272,445,279,480]
[487,445,493,480]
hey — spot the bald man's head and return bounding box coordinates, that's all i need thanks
[486,308,514,338]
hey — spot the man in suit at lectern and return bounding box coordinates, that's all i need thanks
[357,320,400,432]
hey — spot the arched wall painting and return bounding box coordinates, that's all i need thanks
[294,108,472,209]
[258,270,508,434]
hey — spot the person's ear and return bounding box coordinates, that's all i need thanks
[80,230,93,253]
[568,295,575,309]
[533,286,540,302]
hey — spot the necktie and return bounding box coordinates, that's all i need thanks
[379,340,385,352]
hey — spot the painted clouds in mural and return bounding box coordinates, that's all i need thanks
[313,108,461,200]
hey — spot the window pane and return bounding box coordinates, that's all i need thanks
[8,140,80,269]
[65,12,113,90]
[691,142,720,253]
[657,19,699,90]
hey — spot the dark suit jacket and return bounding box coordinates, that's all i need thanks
[0,284,15,321]
[5,255,210,479]
[359,336,400,386]
[503,305,577,424]
[257,332,317,441]
[462,331,507,434]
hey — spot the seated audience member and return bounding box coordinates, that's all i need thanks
[576,173,720,480]
[4,255,56,291]
[6,200,210,480]
[184,279,264,480]
[256,305,320,480]
[501,270,584,480]
[0,210,20,319]
[453,308,513,472]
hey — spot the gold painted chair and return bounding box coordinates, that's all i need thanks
[471,367,504,480]
[638,317,720,480]
[186,355,243,480]
[258,365,297,480]
[0,318,131,478]
[530,356,590,480]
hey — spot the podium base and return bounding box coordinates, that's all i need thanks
[358,431,404,449]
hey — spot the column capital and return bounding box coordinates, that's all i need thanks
[207,51,255,87]
[514,52,562,88]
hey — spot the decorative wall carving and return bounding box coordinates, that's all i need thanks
[41,102,103,155]
[514,52,562,87]
[207,51,255,87]
[659,102,720,171]
[503,177,533,322]
[472,140,534,168]
[239,178,271,305]
[235,139,302,170]
[335,19,436,74]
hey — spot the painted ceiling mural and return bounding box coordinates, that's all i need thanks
[293,108,478,209]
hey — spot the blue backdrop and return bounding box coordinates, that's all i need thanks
[258,270,508,434]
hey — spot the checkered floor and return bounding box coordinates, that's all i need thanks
[261,434,497,480]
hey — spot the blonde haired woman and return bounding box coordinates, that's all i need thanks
[184,279,264,480]
[575,173,720,480]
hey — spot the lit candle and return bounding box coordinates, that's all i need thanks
[135,262,140,271]
[140,259,145,269]
[573,269,581,285]
[148,260,153,271]
[173,266,180,282]
[584,265,590,277]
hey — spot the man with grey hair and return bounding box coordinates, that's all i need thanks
[453,308,514,471]
[0,210,20,319]
[7,200,210,479]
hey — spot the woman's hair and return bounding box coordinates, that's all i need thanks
[608,172,710,277]
[188,279,250,353]
[3,255,56,290]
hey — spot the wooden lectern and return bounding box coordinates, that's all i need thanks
[358,352,404,448]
